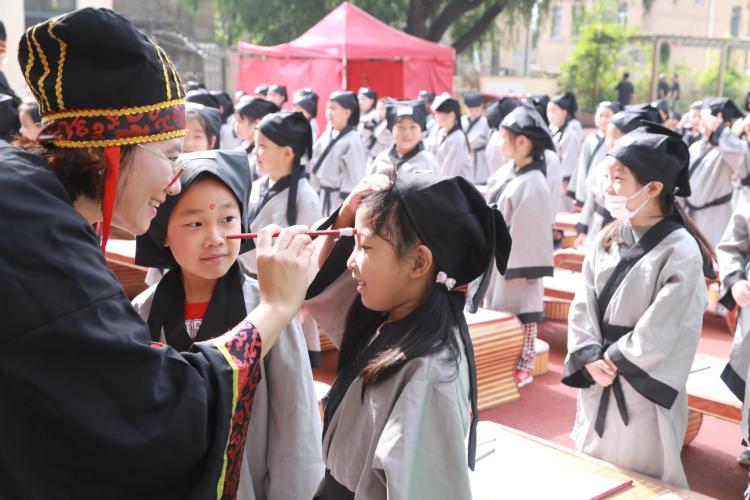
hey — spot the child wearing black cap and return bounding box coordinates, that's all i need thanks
[234,96,280,180]
[182,103,222,153]
[562,123,715,488]
[462,92,492,184]
[267,84,288,108]
[366,99,439,176]
[684,97,745,247]
[366,98,395,163]
[568,101,619,207]
[133,150,323,500]
[485,97,521,175]
[548,91,584,212]
[428,92,473,179]
[484,103,555,387]
[293,87,320,141]
[304,171,511,499]
[311,90,367,216]
[358,87,380,155]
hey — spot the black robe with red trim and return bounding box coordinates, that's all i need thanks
[0,141,261,500]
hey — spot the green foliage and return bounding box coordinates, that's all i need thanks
[697,57,750,104]
[558,22,634,112]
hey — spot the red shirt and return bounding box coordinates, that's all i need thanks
[184,301,210,339]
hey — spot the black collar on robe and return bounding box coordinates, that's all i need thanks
[249,174,293,224]
[387,141,424,168]
[441,123,470,149]
[147,262,247,350]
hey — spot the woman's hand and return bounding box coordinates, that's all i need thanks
[732,280,750,308]
[585,358,617,387]
[250,225,314,357]
[334,174,390,229]
[573,232,587,248]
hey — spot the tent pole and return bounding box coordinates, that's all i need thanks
[342,55,348,89]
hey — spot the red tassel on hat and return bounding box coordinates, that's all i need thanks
[100,146,121,255]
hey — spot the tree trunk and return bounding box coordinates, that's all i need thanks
[451,1,508,54]
[426,0,477,42]
[406,0,428,38]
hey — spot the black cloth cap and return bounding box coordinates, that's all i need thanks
[598,101,621,113]
[186,89,221,109]
[269,84,288,102]
[330,90,360,127]
[500,103,555,152]
[0,20,5,41]
[552,91,578,117]
[294,91,318,118]
[704,96,744,121]
[236,96,279,120]
[527,94,550,125]
[611,110,647,134]
[608,121,691,197]
[418,90,435,104]
[210,90,234,121]
[358,87,377,102]
[386,100,427,131]
[135,150,253,268]
[651,99,669,116]
[621,103,662,127]
[185,102,222,146]
[255,84,269,96]
[0,94,20,142]
[432,93,461,119]
[486,97,521,129]
[257,111,313,161]
[19,7,185,148]
[464,92,483,108]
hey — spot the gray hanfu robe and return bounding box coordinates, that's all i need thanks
[132,278,325,500]
[551,119,583,212]
[358,109,380,155]
[366,143,440,177]
[462,114,491,184]
[428,127,473,179]
[483,159,553,323]
[717,203,750,441]
[734,141,750,210]
[304,257,473,500]
[576,160,613,248]
[484,130,505,178]
[310,127,367,216]
[569,131,606,207]
[545,149,562,219]
[562,220,707,488]
[366,120,394,164]
[685,127,744,247]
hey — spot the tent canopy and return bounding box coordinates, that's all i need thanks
[237,2,455,134]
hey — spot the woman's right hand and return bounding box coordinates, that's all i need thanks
[334,174,390,229]
[585,359,617,387]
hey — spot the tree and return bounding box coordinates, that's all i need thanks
[181,0,537,54]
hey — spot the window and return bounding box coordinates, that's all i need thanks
[618,2,628,24]
[551,6,563,41]
[571,3,585,36]
[731,6,741,37]
[25,0,76,28]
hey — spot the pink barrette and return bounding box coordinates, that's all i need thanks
[436,271,456,291]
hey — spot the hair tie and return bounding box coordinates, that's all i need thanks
[436,271,456,291]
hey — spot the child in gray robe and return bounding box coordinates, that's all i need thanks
[548,92,584,213]
[462,92,492,184]
[484,103,555,387]
[563,123,715,488]
[428,93,473,179]
[305,171,511,500]
[132,149,323,500]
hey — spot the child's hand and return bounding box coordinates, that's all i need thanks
[336,174,389,228]
[732,280,750,307]
[573,233,587,248]
[585,359,617,387]
[511,278,527,283]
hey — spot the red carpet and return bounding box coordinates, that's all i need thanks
[313,314,747,499]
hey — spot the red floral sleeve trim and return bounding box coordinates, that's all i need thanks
[213,321,262,500]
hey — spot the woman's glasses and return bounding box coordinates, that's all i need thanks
[137,143,185,188]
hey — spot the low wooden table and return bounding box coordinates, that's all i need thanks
[684,354,742,445]
[543,270,581,321]
[104,239,148,299]
[554,212,580,248]
[471,421,710,499]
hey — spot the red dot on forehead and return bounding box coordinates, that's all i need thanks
[209,203,215,210]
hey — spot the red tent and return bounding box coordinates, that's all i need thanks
[237,2,455,134]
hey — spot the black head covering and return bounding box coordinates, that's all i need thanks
[185,89,221,109]
[210,91,234,122]
[464,92,483,108]
[293,90,318,118]
[385,100,427,131]
[256,111,313,226]
[500,103,555,152]
[624,103,663,125]
[329,90,360,127]
[608,121,691,197]
[598,101,621,113]
[527,94,551,125]
[745,92,750,112]
[395,172,512,469]
[135,150,253,351]
[185,81,205,92]
[611,110,648,134]
[185,102,222,149]
[358,86,377,102]
[236,96,279,121]
[19,7,185,147]
[486,97,522,130]
[704,96,744,121]
[418,90,436,105]
[254,84,269,96]
[0,94,20,142]
[268,84,288,103]
[552,91,578,117]
[651,99,669,118]
[136,149,253,268]
[0,20,5,43]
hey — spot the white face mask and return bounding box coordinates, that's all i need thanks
[603,182,651,223]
